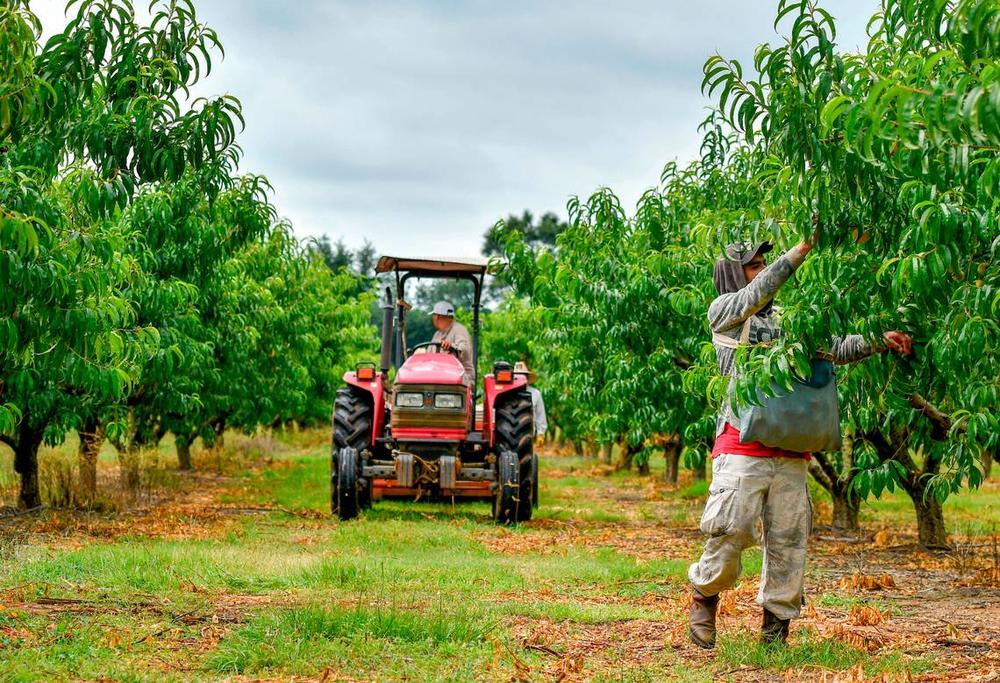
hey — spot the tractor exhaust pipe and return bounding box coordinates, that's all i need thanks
[380,287,393,379]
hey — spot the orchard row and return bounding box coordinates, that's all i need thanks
[491,0,999,548]
[0,1,375,507]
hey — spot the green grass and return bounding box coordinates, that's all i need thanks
[816,593,903,615]
[1,435,994,680]
[209,604,495,677]
[497,600,662,623]
[678,479,710,499]
[715,631,933,678]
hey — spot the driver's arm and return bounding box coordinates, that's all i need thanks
[451,328,471,354]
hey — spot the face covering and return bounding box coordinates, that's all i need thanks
[712,257,747,296]
[712,254,774,315]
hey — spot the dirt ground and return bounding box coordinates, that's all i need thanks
[478,464,1000,682]
[1,441,998,682]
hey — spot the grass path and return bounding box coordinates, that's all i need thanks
[1,432,998,681]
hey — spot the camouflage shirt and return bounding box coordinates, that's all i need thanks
[708,246,875,437]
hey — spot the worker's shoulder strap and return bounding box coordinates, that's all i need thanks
[712,316,753,349]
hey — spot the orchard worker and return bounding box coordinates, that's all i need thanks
[514,361,548,441]
[430,301,475,385]
[688,237,913,649]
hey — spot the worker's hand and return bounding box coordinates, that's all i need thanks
[882,331,913,356]
[440,339,452,351]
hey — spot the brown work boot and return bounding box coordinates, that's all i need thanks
[761,608,790,645]
[688,590,719,649]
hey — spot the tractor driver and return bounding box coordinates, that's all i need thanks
[431,301,474,386]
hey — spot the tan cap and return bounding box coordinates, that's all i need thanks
[513,361,537,383]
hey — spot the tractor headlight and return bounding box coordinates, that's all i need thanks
[434,393,463,409]
[395,392,423,408]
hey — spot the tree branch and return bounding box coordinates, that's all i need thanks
[814,451,842,490]
[839,432,855,487]
[862,428,919,478]
[672,354,693,370]
[808,456,834,492]
[908,393,954,440]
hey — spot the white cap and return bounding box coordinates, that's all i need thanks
[432,301,455,316]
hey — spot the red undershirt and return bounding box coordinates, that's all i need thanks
[712,423,810,460]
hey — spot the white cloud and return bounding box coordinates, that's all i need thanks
[33,0,878,255]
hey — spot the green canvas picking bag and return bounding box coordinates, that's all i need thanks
[714,317,843,453]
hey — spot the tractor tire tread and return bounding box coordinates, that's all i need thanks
[495,391,534,523]
[331,387,373,516]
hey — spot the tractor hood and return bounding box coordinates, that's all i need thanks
[396,352,465,385]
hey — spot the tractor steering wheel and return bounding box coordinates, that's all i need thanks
[409,341,460,357]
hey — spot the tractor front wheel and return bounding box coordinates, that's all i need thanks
[332,387,374,517]
[517,452,538,521]
[330,444,339,514]
[494,449,520,524]
[336,447,360,521]
[495,390,534,524]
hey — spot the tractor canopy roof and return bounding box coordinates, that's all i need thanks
[375,255,502,276]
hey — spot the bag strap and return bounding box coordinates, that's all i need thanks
[712,316,753,349]
[713,318,838,365]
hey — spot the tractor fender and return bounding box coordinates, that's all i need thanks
[483,374,528,448]
[343,371,386,447]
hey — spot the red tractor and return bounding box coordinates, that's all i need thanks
[331,255,538,524]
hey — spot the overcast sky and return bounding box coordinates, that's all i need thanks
[35,1,877,257]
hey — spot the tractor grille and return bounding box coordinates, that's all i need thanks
[391,384,467,431]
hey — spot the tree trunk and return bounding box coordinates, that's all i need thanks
[211,418,226,450]
[637,457,650,476]
[616,438,633,471]
[830,489,860,533]
[77,419,105,498]
[982,446,994,480]
[903,484,949,549]
[693,438,712,481]
[118,443,141,489]
[663,439,681,484]
[13,418,44,509]
[861,428,949,549]
[599,442,612,464]
[175,434,193,471]
[572,441,583,456]
[617,441,643,472]
[692,455,708,481]
[808,452,861,533]
[585,437,597,459]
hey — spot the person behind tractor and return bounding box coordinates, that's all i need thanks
[688,234,913,649]
[430,301,474,386]
[514,361,547,442]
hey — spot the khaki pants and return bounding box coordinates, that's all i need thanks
[688,453,812,620]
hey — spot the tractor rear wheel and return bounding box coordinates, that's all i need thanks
[336,447,360,521]
[495,391,534,523]
[332,388,373,516]
[494,449,519,524]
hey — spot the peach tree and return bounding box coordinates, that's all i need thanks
[697,0,999,545]
[1,0,240,506]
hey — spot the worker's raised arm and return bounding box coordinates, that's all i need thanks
[707,244,808,333]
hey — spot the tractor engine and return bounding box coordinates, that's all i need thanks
[386,352,482,493]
